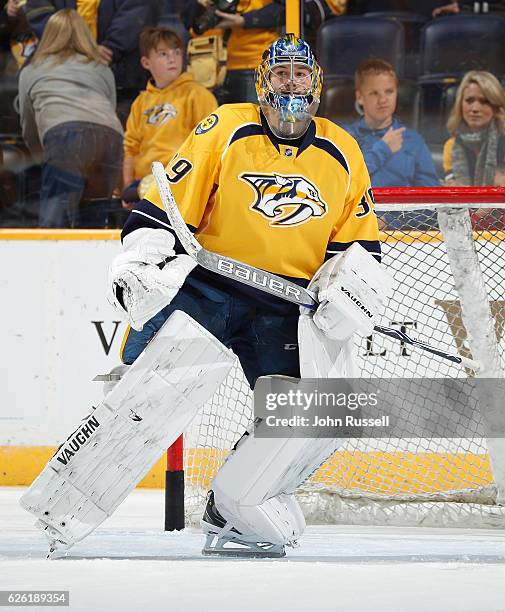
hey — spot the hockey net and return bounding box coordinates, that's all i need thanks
[176,187,505,528]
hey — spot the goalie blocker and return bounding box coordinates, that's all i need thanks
[310,242,394,342]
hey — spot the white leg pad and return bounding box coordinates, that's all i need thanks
[298,313,358,378]
[209,416,342,546]
[20,310,235,552]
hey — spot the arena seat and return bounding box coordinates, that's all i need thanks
[419,14,505,79]
[363,11,428,78]
[318,77,357,127]
[316,17,406,128]
[316,16,405,79]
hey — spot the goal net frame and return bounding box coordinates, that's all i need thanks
[164,186,505,530]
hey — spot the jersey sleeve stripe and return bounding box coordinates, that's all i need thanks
[326,239,382,263]
[132,209,175,232]
[121,199,197,255]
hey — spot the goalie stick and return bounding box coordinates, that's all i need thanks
[151,161,481,372]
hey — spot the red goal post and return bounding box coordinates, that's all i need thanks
[374,186,505,204]
[165,187,505,530]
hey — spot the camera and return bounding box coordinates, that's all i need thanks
[193,0,240,36]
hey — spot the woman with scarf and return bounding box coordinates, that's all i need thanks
[443,70,505,187]
[443,70,505,229]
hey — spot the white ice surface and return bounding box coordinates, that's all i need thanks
[2,487,505,612]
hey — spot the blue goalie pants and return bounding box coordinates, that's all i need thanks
[121,277,300,388]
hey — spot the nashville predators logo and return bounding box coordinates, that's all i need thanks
[240,173,327,227]
[144,103,177,126]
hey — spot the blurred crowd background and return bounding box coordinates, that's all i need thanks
[1,0,505,228]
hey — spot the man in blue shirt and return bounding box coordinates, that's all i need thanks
[345,59,439,188]
[344,59,439,228]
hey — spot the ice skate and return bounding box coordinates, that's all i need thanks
[201,491,286,558]
[36,520,73,559]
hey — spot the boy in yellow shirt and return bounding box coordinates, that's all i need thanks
[122,26,218,205]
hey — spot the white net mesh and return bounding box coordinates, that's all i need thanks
[182,200,505,528]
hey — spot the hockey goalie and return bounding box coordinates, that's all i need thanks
[20,34,393,558]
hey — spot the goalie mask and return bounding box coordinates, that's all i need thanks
[256,34,322,140]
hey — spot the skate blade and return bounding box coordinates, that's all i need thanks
[202,533,285,558]
[202,546,285,559]
[35,520,73,559]
[93,373,122,382]
[47,542,71,560]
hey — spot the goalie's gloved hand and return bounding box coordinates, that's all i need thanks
[303,243,394,342]
[107,228,197,331]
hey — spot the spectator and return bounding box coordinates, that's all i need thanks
[344,59,439,188]
[343,59,439,230]
[443,70,505,186]
[432,2,460,15]
[443,70,505,230]
[23,0,163,121]
[433,1,505,17]
[122,26,217,207]
[18,8,123,228]
[185,0,284,104]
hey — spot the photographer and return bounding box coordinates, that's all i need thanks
[186,0,284,103]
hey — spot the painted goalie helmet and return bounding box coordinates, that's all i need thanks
[256,34,323,139]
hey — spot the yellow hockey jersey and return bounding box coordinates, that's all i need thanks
[124,72,218,180]
[124,103,380,312]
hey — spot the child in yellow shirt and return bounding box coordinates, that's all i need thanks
[122,26,218,205]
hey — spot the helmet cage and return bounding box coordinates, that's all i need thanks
[255,35,322,139]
